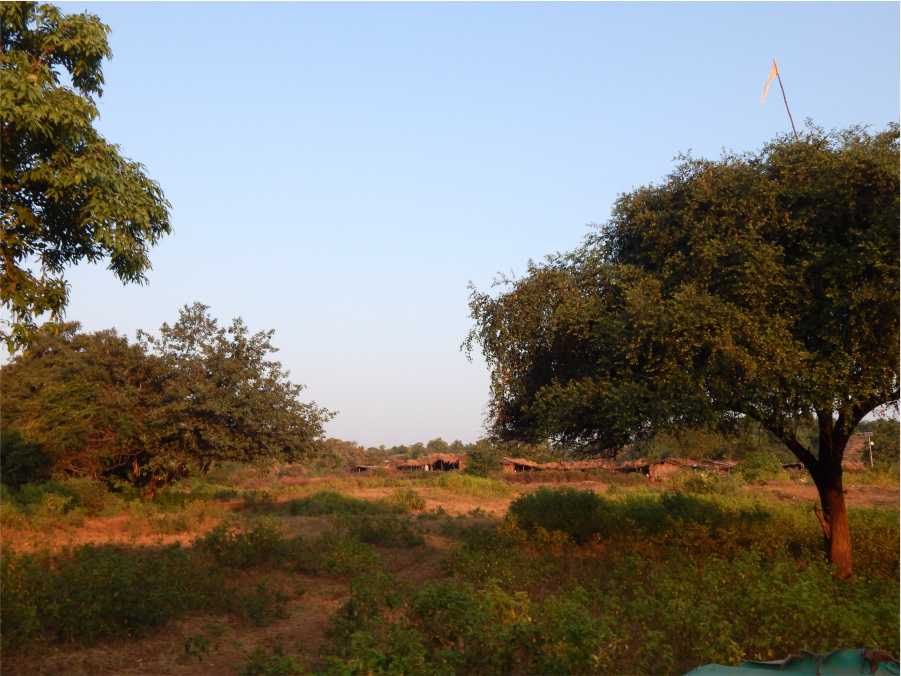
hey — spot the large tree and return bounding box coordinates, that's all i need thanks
[467,125,899,577]
[1,2,170,350]
[0,322,167,481]
[1,304,333,488]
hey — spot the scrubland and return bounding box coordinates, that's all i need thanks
[1,464,898,675]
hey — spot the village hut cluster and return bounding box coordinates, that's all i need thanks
[501,455,738,481]
[349,433,875,478]
[350,453,465,474]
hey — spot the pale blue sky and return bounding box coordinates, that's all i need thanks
[53,2,900,446]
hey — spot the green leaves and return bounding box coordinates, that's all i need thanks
[468,124,899,461]
[1,3,171,350]
[0,305,333,486]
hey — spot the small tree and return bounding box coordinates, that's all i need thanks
[1,3,171,350]
[468,125,899,577]
[137,303,333,482]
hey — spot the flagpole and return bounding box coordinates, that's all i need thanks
[773,59,799,140]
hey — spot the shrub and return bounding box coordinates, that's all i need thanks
[444,522,899,674]
[737,450,783,483]
[56,478,123,516]
[287,491,397,516]
[14,481,76,514]
[321,625,431,676]
[348,515,425,548]
[240,646,305,676]
[531,588,611,674]
[292,532,381,577]
[425,473,511,498]
[0,430,52,488]
[509,487,610,542]
[229,583,288,626]
[388,488,426,512]
[1,544,223,649]
[679,470,742,495]
[199,521,287,568]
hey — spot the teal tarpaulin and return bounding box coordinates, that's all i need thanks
[685,649,900,676]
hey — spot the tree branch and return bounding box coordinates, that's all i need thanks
[741,407,819,472]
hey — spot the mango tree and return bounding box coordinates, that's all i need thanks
[467,125,899,577]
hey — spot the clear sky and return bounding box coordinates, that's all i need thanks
[52,2,900,447]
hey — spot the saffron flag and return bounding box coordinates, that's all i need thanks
[761,60,779,105]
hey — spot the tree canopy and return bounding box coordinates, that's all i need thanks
[1,2,171,350]
[1,304,333,487]
[467,124,899,576]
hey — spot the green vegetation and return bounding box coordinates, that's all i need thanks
[2,477,897,674]
[1,304,332,489]
[388,488,427,512]
[467,125,900,577]
[324,501,898,675]
[737,450,785,483]
[0,2,171,350]
[241,646,306,676]
[0,5,897,674]
[1,544,223,648]
[423,472,512,498]
[287,490,401,516]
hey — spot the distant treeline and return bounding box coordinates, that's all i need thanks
[310,417,899,474]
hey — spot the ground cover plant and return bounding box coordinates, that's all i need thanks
[323,489,899,675]
[2,471,897,676]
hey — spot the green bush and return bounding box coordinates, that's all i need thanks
[737,450,783,483]
[14,481,77,513]
[679,470,743,495]
[199,521,287,568]
[347,515,425,548]
[388,488,426,512]
[287,491,397,516]
[292,532,381,577]
[1,544,223,649]
[442,521,899,674]
[57,478,124,516]
[510,487,774,543]
[509,487,611,542]
[0,430,52,488]
[425,473,511,498]
[229,583,288,626]
[239,646,305,676]
[321,625,432,676]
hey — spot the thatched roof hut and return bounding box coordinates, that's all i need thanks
[501,457,543,473]
[396,453,464,472]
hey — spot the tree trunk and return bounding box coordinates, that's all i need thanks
[813,466,853,578]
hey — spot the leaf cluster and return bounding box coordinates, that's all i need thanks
[1,3,171,350]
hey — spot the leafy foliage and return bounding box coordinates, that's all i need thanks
[0,323,168,480]
[0,2,171,350]
[0,305,332,486]
[468,125,898,457]
[287,490,400,517]
[737,450,784,483]
[467,125,899,574]
[1,544,223,649]
[136,303,333,481]
[0,428,52,487]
